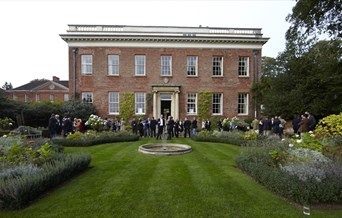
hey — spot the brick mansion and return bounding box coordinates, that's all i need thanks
[60,24,269,120]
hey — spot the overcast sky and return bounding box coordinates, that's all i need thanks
[0,0,296,88]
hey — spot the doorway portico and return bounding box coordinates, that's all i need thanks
[152,85,180,120]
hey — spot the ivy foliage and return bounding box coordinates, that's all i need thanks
[198,90,211,122]
[119,92,134,122]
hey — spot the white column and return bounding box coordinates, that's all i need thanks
[174,91,179,120]
[153,91,157,119]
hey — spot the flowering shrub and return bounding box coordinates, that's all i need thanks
[85,114,105,131]
[0,117,15,130]
[243,130,258,140]
[292,132,323,152]
[315,112,342,136]
[0,136,60,167]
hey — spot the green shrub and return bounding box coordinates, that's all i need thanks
[192,130,245,146]
[236,143,342,204]
[0,117,15,130]
[0,136,61,167]
[292,132,324,152]
[53,131,139,147]
[315,112,342,136]
[0,152,91,210]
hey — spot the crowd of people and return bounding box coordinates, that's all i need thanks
[48,111,316,140]
[130,115,200,140]
[251,111,316,139]
[48,114,84,138]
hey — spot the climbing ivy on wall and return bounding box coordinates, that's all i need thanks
[120,92,135,122]
[198,90,211,122]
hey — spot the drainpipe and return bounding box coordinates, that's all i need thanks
[72,48,78,99]
[253,49,259,119]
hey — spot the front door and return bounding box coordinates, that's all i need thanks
[161,100,171,118]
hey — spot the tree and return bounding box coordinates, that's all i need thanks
[2,82,13,90]
[287,0,341,39]
[258,40,342,118]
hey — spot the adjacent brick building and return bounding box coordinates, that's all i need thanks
[60,25,268,120]
[5,76,69,103]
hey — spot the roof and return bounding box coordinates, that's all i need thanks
[11,80,69,91]
[60,24,269,47]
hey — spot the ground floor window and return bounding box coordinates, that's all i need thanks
[187,93,197,115]
[135,92,146,114]
[238,93,248,115]
[82,92,93,103]
[212,93,222,115]
[109,92,119,114]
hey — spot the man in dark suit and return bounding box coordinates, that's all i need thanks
[156,115,165,140]
[183,117,191,138]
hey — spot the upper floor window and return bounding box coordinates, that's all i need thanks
[212,56,223,76]
[109,92,119,115]
[187,93,197,115]
[81,55,93,75]
[108,55,119,75]
[82,92,93,103]
[161,55,172,76]
[238,93,249,115]
[187,56,198,76]
[135,93,146,114]
[238,57,249,77]
[135,55,146,76]
[212,93,222,115]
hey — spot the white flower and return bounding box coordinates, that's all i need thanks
[296,139,303,143]
[309,131,313,134]
[295,134,300,138]
[289,143,294,148]
[9,123,13,126]
[281,139,285,141]
[2,135,7,138]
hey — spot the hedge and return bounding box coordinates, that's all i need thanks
[0,153,91,210]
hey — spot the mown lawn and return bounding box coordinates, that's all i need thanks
[1,138,341,218]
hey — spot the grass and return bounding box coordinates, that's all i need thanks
[1,138,341,218]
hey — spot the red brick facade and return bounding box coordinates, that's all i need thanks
[6,77,69,103]
[61,25,268,120]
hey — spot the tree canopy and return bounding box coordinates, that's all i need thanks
[256,0,342,118]
[287,0,341,39]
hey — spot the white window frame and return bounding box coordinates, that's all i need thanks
[50,94,54,103]
[36,94,40,102]
[135,92,146,115]
[25,94,29,102]
[135,55,146,76]
[108,55,119,76]
[238,56,249,77]
[212,56,223,76]
[161,55,172,76]
[187,56,198,76]
[82,92,93,103]
[187,93,197,115]
[212,93,223,115]
[108,92,120,115]
[64,94,69,102]
[81,55,93,75]
[238,93,249,115]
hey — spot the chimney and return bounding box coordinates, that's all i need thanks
[53,76,60,82]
